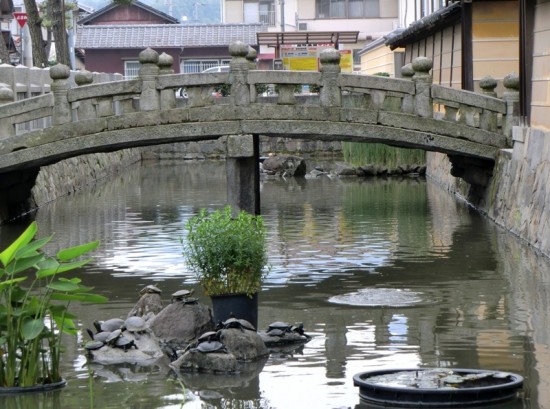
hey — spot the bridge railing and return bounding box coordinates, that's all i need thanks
[0,41,519,146]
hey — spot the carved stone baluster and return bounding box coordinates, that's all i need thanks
[74,70,95,120]
[158,52,176,110]
[229,41,250,106]
[50,64,71,125]
[400,63,414,114]
[502,73,520,145]
[0,83,14,137]
[320,48,341,107]
[479,76,498,131]
[138,47,160,111]
[412,57,433,118]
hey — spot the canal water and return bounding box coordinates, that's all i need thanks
[1,159,549,409]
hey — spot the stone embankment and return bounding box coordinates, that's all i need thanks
[426,125,550,258]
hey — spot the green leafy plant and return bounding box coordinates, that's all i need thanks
[0,221,107,388]
[184,206,269,297]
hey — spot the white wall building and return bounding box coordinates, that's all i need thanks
[223,0,400,70]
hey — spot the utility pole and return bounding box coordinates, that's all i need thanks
[280,0,285,31]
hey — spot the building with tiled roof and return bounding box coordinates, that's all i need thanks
[75,0,265,77]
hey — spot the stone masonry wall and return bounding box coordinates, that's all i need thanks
[31,149,142,207]
[426,126,550,258]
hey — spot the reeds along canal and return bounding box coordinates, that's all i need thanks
[0,160,548,408]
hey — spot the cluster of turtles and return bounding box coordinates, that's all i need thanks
[84,316,149,352]
[185,317,258,355]
[265,321,307,338]
[141,284,198,305]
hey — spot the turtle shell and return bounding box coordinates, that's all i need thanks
[195,340,226,353]
[94,331,112,343]
[96,318,124,332]
[105,329,122,344]
[267,321,292,331]
[198,331,219,343]
[124,316,147,332]
[84,340,104,351]
[140,284,162,295]
[115,336,137,350]
[237,318,256,331]
[171,289,194,299]
[266,328,286,337]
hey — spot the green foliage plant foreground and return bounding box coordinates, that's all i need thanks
[0,222,107,388]
[184,207,269,297]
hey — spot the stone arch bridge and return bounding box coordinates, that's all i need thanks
[0,42,518,222]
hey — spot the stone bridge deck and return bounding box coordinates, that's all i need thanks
[0,41,519,221]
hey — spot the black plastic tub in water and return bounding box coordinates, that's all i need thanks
[353,368,523,407]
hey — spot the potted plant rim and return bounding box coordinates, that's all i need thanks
[0,221,107,393]
[184,206,269,328]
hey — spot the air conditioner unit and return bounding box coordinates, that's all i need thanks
[298,22,308,31]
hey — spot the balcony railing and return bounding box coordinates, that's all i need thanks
[259,10,276,26]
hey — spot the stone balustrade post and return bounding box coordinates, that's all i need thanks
[319,48,341,107]
[400,63,414,114]
[502,73,520,145]
[478,76,498,132]
[74,70,96,120]
[138,47,160,111]
[229,41,250,106]
[0,82,15,137]
[246,46,258,101]
[50,64,71,125]
[412,57,433,118]
[158,52,176,110]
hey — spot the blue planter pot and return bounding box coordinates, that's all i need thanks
[210,292,258,329]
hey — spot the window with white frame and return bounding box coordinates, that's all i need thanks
[316,0,379,18]
[180,59,231,73]
[124,61,140,79]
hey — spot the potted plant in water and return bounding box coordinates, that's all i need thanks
[0,221,107,393]
[184,206,269,328]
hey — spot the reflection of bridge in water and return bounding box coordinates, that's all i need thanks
[0,41,519,222]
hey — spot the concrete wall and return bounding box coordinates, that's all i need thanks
[426,126,550,259]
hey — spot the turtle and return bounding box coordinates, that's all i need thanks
[217,317,256,331]
[193,340,227,354]
[84,340,105,351]
[105,329,122,346]
[139,284,162,296]
[114,335,138,352]
[265,328,286,337]
[171,288,195,303]
[198,330,220,343]
[124,316,148,333]
[267,321,292,334]
[93,318,124,333]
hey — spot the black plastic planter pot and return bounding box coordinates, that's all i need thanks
[0,379,67,395]
[211,292,258,329]
[353,368,523,407]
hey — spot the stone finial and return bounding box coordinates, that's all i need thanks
[479,76,497,96]
[319,48,341,66]
[158,52,174,73]
[411,57,433,76]
[246,46,257,69]
[229,41,250,58]
[75,70,93,86]
[139,47,159,65]
[49,63,70,80]
[400,63,414,80]
[0,82,14,104]
[246,46,257,61]
[503,72,520,91]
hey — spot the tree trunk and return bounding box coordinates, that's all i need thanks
[50,0,70,66]
[23,0,48,67]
